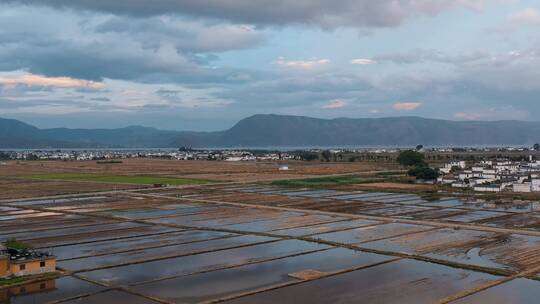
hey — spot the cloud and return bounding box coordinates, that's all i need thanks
[507,8,540,26]
[393,102,422,111]
[454,106,529,121]
[0,4,264,84]
[0,75,234,115]
[93,16,265,53]
[156,88,182,97]
[5,0,488,30]
[89,97,111,102]
[490,8,540,33]
[454,112,485,120]
[322,99,349,109]
[213,71,375,109]
[373,49,490,65]
[2,1,540,127]
[350,58,376,65]
[274,57,330,68]
[0,74,103,89]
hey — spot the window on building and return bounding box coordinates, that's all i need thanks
[20,264,25,271]
[40,261,46,267]
[20,287,26,293]
[40,283,46,290]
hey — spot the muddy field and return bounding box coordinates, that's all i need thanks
[0,159,389,181]
[1,182,540,303]
[0,177,142,200]
[0,159,395,200]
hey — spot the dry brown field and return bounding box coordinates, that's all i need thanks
[0,178,142,200]
[0,159,389,181]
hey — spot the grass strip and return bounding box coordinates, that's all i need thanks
[271,175,383,188]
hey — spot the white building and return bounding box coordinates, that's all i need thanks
[513,182,532,193]
[474,184,503,192]
[440,161,466,174]
[532,179,540,192]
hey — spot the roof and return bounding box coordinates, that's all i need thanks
[1,248,54,263]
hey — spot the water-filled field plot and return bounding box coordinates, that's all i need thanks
[3,184,540,303]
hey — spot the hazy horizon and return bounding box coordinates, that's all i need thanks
[5,114,540,132]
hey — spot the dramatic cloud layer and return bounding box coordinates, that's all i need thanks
[7,0,487,29]
[1,0,540,130]
[0,4,263,84]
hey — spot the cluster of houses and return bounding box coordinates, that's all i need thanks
[438,158,540,193]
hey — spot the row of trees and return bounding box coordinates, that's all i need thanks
[0,152,11,160]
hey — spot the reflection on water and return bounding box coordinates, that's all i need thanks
[129,247,392,303]
[225,259,502,304]
[0,276,103,304]
[0,279,56,304]
[452,278,540,304]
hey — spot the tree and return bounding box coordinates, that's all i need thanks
[534,143,540,151]
[298,151,318,161]
[25,153,39,161]
[399,150,440,180]
[397,150,425,167]
[0,152,10,160]
[408,165,440,180]
[416,144,424,151]
[321,150,332,162]
[450,165,461,173]
[3,238,33,250]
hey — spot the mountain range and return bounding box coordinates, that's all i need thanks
[1,114,540,148]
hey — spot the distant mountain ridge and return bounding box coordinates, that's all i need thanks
[1,114,540,148]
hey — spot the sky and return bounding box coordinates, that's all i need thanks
[1,0,540,131]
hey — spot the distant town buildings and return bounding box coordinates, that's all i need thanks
[1,146,539,163]
[0,149,301,162]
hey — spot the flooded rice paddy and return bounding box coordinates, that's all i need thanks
[1,183,540,303]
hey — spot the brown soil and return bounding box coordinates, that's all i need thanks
[0,178,141,200]
[288,269,329,280]
[0,159,389,181]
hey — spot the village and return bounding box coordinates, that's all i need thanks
[438,157,540,193]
